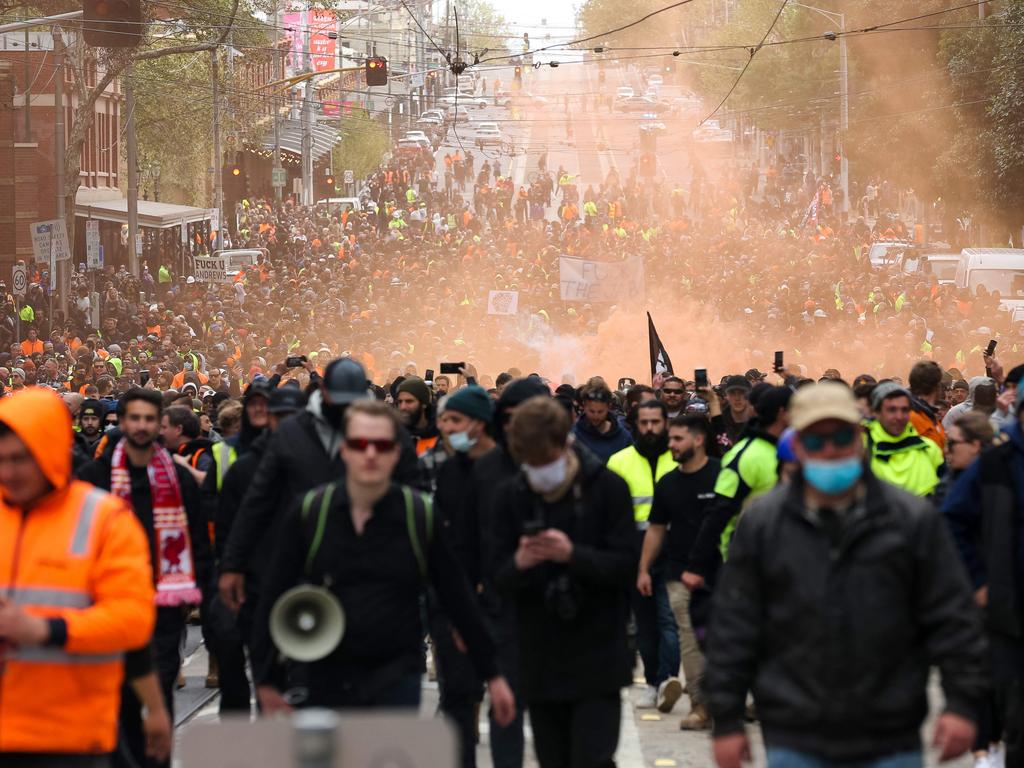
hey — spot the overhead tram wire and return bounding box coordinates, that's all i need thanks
[698,0,790,127]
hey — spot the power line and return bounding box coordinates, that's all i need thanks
[699,0,790,127]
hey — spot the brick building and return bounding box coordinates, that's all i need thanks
[0,31,123,285]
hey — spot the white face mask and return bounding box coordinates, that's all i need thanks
[522,454,568,494]
[448,429,478,453]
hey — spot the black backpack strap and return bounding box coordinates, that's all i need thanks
[300,483,336,578]
[401,485,434,581]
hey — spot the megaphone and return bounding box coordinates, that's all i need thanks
[270,585,346,662]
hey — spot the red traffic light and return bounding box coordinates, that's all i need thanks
[326,175,336,186]
[231,166,241,176]
[366,56,388,85]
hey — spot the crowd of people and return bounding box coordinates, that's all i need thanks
[1,142,1022,768]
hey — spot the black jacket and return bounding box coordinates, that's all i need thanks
[704,473,987,762]
[220,401,421,574]
[252,482,499,703]
[77,441,213,593]
[942,423,1024,640]
[470,445,520,615]
[493,446,636,702]
[436,451,482,587]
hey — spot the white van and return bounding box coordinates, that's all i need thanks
[955,247,1024,319]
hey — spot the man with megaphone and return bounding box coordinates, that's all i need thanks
[250,400,516,725]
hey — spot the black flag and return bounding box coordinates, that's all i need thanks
[648,312,674,383]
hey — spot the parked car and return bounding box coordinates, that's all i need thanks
[475,126,502,148]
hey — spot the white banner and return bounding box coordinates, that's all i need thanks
[29,219,71,264]
[487,290,519,315]
[558,257,645,302]
[194,255,232,284]
[85,220,101,269]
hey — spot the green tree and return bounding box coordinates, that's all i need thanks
[332,109,389,182]
[937,0,1024,229]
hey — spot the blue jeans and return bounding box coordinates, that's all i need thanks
[766,748,922,768]
[632,570,680,687]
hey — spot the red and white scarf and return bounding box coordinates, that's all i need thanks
[111,439,202,606]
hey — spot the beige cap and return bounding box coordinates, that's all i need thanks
[790,383,862,431]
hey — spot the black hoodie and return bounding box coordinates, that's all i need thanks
[493,443,636,700]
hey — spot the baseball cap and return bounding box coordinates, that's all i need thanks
[268,385,307,414]
[745,368,768,381]
[790,383,862,431]
[724,375,751,393]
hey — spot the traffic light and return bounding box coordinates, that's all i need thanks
[83,0,143,47]
[514,65,522,80]
[223,154,246,201]
[317,171,337,199]
[366,57,388,86]
[639,152,656,177]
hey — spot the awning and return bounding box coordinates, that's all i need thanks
[261,119,340,162]
[74,195,211,229]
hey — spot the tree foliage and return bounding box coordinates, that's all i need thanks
[937,0,1024,227]
[332,109,389,182]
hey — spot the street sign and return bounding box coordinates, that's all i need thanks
[12,264,26,297]
[209,208,220,234]
[272,167,287,188]
[385,95,395,107]
[85,220,101,269]
[135,233,143,257]
[343,169,354,184]
[29,219,71,264]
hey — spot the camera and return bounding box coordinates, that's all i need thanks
[544,574,580,622]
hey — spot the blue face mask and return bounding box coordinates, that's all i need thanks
[803,457,862,495]
[448,430,478,453]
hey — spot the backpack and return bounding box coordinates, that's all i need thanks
[299,483,434,580]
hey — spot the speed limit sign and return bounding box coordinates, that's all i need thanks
[12,263,26,297]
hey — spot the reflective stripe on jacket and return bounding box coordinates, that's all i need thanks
[606,447,676,523]
[0,388,155,754]
[214,441,238,492]
[0,482,154,753]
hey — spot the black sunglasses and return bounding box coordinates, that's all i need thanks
[662,388,685,395]
[799,426,857,452]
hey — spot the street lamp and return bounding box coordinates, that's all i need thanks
[787,2,848,217]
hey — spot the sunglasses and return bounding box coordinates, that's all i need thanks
[799,426,857,452]
[662,388,685,395]
[345,437,398,453]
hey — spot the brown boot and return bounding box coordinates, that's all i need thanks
[678,704,711,731]
[205,655,219,689]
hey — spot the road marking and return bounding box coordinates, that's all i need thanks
[618,693,646,768]
[640,714,662,721]
[654,760,678,767]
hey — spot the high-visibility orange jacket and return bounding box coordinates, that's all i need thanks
[0,388,154,755]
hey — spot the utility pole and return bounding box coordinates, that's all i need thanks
[126,72,140,275]
[53,25,67,315]
[23,29,30,140]
[272,0,283,200]
[301,16,314,205]
[838,13,849,218]
[212,47,224,249]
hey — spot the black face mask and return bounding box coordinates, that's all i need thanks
[321,399,346,429]
[636,430,668,457]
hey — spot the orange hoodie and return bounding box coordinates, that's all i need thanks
[0,388,155,754]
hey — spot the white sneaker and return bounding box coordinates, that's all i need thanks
[657,677,683,713]
[988,745,1004,768]
[636,685,658,709]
